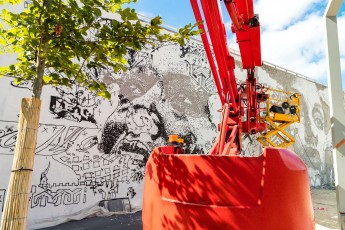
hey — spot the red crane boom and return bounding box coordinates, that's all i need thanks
[191,0,267,155]
[142,1,315,229]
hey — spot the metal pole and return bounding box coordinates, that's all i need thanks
[324,0,345,228]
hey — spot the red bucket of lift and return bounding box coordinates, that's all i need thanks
[142,147,314,230]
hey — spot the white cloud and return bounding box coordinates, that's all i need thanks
[260,13,326,80]
[225,5,345,84]
[255,0,323,31]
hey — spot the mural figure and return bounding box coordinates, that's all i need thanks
[50,86,97,124]
[0,122,17,152]
[98,94,165,169]
[99,68,217,165]
[295,84,332,186]
[38,162,50,190]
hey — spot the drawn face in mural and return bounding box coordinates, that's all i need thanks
[296,84,332,186]
[159,73,214,153]
[99,94,165,168]
[98,73,168,170]
[99,72,215,165]
[254,67,333,186]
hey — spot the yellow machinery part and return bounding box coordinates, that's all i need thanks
[257,89,301,148]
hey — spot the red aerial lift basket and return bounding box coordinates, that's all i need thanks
[142,146,314,230]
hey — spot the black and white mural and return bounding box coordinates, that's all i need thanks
[0,35,333,228]
[255,66,333,186]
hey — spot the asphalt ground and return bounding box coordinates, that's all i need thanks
[41,211,142,230]
[41,188,337,230]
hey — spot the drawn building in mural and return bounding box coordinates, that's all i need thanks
[0,4,333,229]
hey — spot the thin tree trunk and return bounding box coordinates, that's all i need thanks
[0,21,47,229]
[0,98,41,230]
[33,40,48,99]
[0,0,51,228]
[0,55,45,229]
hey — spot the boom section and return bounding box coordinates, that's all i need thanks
[191,0,239,112]
[191,0,266,154]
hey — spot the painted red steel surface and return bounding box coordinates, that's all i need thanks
[142,147,314,230]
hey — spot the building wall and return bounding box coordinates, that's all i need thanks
[0,11,333,230]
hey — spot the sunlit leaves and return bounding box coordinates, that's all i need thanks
[119,8,138,21]
[150,16,162,27]
[0,0,23,4]
[97,90,111,99]
[0,0,199,99]
[0,66,10,78]
[42,75,53,83]
[13,77,24,84]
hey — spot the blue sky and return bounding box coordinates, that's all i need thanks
[128,1,196,28]
[128,0,345,89]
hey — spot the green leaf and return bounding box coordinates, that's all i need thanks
[13,77,23,84]
[150,16,162,26]
[0,66,10,77]
[99,82,107,91]
[43,75,53,83]
[9,64,15,71]
[110,5,119,13]
[62,78,69,85]
[97,90,111,99]
[51,73,60,80]
[1,9,11,22]
[4,0,22,4]
[93,8,102,17]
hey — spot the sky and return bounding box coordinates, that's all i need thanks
[128,0,345,89]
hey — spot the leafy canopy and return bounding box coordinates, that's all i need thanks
[0,0,199,99]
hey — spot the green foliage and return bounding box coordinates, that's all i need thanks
[0,0,199,99]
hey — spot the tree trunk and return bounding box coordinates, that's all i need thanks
[33,40,48,99]
[0,98,41,230]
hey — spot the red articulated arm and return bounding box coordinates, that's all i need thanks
[224,0,266,136]
[191,0,239,113]
[224,0,262,69]
[190,0,267,155]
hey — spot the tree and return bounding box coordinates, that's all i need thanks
[0,0,199,229]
